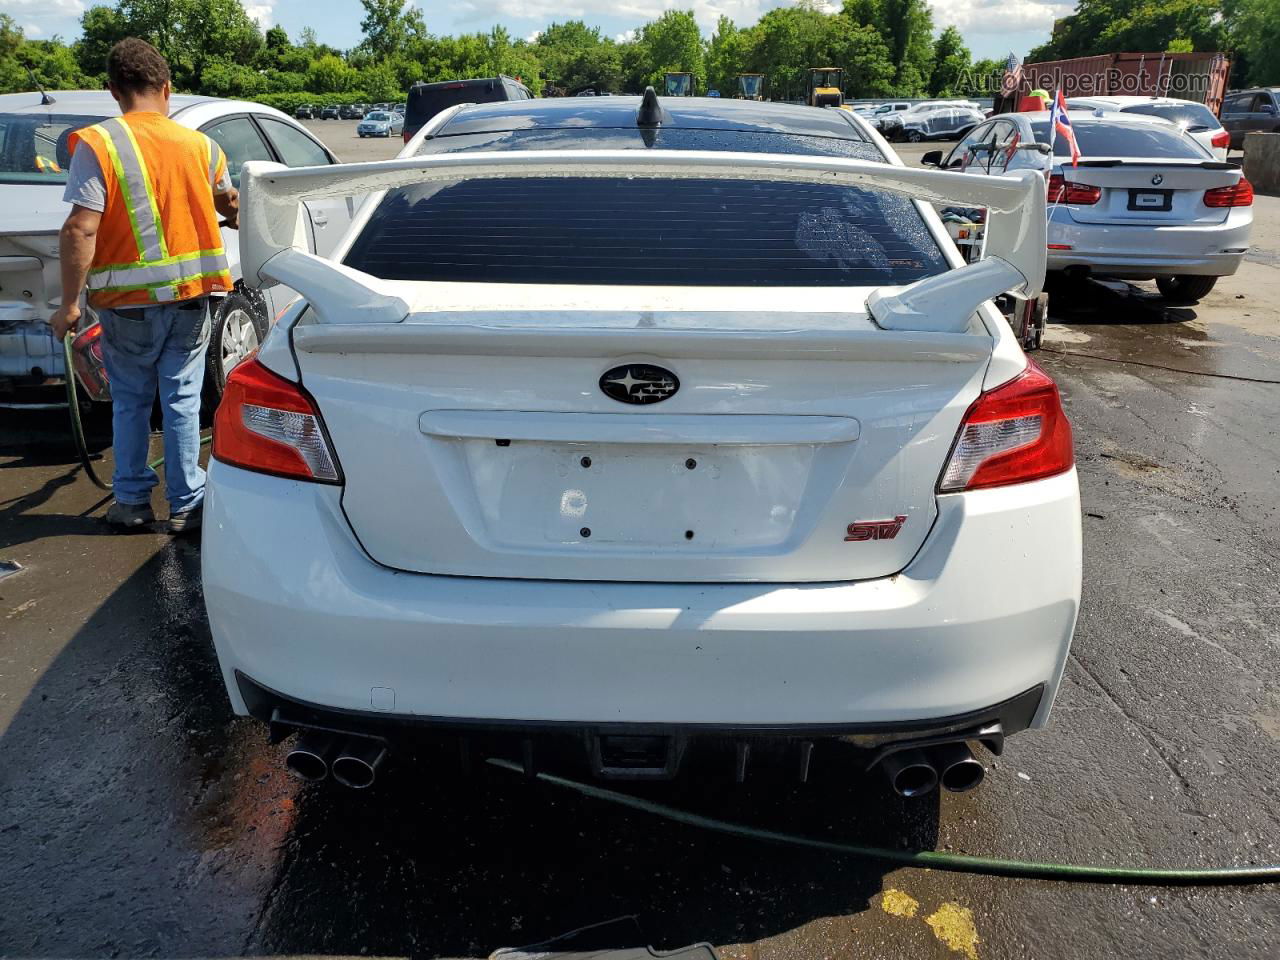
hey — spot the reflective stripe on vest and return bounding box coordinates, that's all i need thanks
[207,137,220,187]
[85,117,230,303]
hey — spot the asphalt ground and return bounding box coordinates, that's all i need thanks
[2,130,1280,960]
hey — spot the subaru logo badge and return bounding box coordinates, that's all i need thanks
[1151,174,1164,186]
[599,363,679,405]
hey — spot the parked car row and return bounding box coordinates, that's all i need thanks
[294,102,407,121]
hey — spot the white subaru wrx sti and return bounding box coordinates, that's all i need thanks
[202,95,1081,795]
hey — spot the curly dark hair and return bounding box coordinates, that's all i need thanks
[106,38,171,96]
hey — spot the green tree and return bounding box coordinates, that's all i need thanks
[1228,0,1280,85]
[306,53,358,92]
[359,0,416,60]
[180,0,264,91]
[638,10,705,91]
[929,25,971,96]
[76,5,129,77]
[0,15,30,92]
[1028,0,1227,62]
[842,0,933,94]
[706,16,757,96]
[535,20,621,93]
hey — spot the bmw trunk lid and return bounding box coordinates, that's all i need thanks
[1058,159,1241,226]
[290,286,994,583]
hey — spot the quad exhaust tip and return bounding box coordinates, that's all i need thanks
[881,748,939,798]
[934,741,986,793]
[285,730,389,788]
[285,730,337,782]
[879,742,986,797]
[331,737,389,790]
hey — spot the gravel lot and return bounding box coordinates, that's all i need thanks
[2,125,1278,960]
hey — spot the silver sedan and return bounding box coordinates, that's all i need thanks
[357,111,404,138]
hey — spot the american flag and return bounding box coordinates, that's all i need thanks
[999,53,1022,99]
[1047,89,1081,166]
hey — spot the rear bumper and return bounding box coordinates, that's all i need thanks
[203,463,1082,731]
[1047,207,1252,279]
[0,307,63,382]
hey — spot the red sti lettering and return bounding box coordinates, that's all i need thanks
[845,515,908,542]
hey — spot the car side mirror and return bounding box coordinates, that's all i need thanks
[1261,103,1277,116]
[921,150,943,167]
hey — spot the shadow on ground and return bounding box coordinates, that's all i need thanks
[0,533,940,958]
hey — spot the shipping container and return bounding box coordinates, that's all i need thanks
[1021,52,1231,115]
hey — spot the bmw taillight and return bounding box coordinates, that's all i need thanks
[1210,130,1230,150]
[212,357,341,483]
[1204,178,1253,208]
[1046,174,1101,205]
[939,360,1074,492]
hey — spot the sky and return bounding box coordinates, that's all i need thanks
[12,0,1074,65]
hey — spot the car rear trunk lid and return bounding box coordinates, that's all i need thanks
[292,289,994,583]
[1061,159,1240,226]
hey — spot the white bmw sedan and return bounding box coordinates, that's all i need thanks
[202,95,1081,795]
[926,110,1253,302]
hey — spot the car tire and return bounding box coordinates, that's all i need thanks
[1155,275,1218,303]
[907,130,924,143]
[206,290,268,400]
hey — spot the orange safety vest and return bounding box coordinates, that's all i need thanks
[68,112,233,309]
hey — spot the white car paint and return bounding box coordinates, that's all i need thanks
[0,90,354,386]
[203,100,1081,771]
[1065,95,1230,160]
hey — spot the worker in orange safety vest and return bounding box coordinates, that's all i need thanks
[50,38,239,533]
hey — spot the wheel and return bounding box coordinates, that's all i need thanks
[1155,275,1218,303]
[206,291,268,399]
[907,129,924,143]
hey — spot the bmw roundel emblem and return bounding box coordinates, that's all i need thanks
[599,363,679,405]
[1151,174,1164,186]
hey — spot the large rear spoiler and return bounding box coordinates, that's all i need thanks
[239,149,1046,333]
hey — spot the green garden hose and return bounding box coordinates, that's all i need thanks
[487,758,1280,887]
[63,333,211,491]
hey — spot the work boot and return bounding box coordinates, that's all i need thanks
[105,500,155,530]
[168,502,203,534]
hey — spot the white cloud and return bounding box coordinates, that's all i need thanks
[526,29,542,41]
[243,0,275,27]
[926,0,1071,35]
[5,0,83,40]
[615,28,637,42]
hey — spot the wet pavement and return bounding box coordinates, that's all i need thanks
[3,158,1280,960]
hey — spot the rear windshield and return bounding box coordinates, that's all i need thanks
[405,81,510,129]
[1029,120,1208,159]
[0,113,109,185]
[343,128,947,287]
[1121,102,1220,132]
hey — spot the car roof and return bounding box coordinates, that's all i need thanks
[1011,109,1171,127]
[1066,95,1213,108]
[0,89,219,115]
[437,96,864,140]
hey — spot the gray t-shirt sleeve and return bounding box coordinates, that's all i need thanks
[62,145,106,212]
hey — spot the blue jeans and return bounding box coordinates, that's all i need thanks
[99,300,210,514]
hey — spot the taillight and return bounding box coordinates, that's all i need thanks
[939,360,1074,492]
[1046,174,1101,205]
[1210,130,1230,150]
[1204,178,1253,208]
[212,357,341,483]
